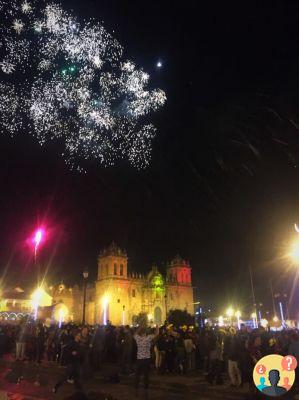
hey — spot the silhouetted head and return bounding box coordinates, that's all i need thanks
[268,369,280,386]
[260,377,266,385]
[137,326,146,336]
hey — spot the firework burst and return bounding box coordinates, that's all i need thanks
[0,0,166,170]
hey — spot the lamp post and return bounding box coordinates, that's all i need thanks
[82,269,89,325]
[164,294,168,323]
[235,310,241,330]
[226,307,234,326]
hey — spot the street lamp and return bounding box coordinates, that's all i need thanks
[235,310,241,330]
[226,307,234,325]
[164,294,168,323]
[289,239,299,263]
[102,295,109,325]
[251,312,257,328]
[82,269,89,325]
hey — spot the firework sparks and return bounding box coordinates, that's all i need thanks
[12,19,24,34]
[0,0,166,170]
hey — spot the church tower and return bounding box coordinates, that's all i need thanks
[167,255,192,285]
[97,242,128,280]
[166,255,194,315]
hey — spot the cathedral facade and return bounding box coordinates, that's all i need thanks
[0,243,194,325]
[89,243,194,326]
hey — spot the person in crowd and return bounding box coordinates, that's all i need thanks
[92,325,105,371]
[155,332,166,373]
[121,326,133,374]
[46,329,58,362]
[226,334,242,387]
[53,331,83,393]
[134,325,159,396]
[164,334,175,373]
[206,333,223,385]
[184,332,195,371]
[15,323,26,361]
[36,322,45,363]
[175,334,186,373]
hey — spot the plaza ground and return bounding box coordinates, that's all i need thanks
[0,360,297,400]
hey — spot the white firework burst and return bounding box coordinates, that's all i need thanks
[0,61,15,74]
[12,19,24,34]
[0,0,166,170]
[21,1,32,14]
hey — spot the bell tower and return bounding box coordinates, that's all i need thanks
[167,255,191,285]
[97,242,128,280]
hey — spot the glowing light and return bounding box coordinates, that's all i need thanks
[279,301,285,327]
[21,1,32,14]
[273,316,279,322]
[235,310,241,330]
[289,239,299,263]
[148,313,153,320]
[251,312,258,328]
[31,287,43,320]
[33,228,44,259]
[102,295,109,325]
[226,307,234,317]
[0,0,166,171]
[218,315,224,327]
[260,319,268,328]
[295,223,299,233]
[156,61,162,68]
[54,304,68,327]
[12,19,24,34]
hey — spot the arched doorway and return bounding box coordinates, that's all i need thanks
[154,306,162,325]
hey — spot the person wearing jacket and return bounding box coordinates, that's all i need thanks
[53,331,83,393]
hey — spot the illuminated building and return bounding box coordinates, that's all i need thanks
[0,243,194,325]
[91,243,194,325]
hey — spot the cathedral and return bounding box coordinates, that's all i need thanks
[0,243,194,326]
[90,243,194,325]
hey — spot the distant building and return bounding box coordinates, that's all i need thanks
[0,243,194,325]
[91,243,194,325]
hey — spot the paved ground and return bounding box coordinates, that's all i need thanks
[0,360,297,400]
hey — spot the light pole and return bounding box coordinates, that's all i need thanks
[82,269,89,325]
[226,307,234,326]
[235,310,241,330]
[164,294,168,323]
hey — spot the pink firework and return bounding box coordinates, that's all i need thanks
[33,228,45,259]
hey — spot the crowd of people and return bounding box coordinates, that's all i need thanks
[0,320,297,396]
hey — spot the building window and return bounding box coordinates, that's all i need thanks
[132,289,136,297]
[120,264,124,276]
[114,263,117,275]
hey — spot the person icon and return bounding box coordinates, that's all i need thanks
[257,376,268,391]
[282,377,291,391]
[262,369,287,397]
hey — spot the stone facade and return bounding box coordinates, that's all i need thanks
[0,244,194,325]
[91,243,194,325]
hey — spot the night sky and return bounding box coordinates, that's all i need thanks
[1,0,299,315]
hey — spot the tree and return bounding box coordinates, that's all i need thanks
[135,312,148,327]
[168,309,194,328]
